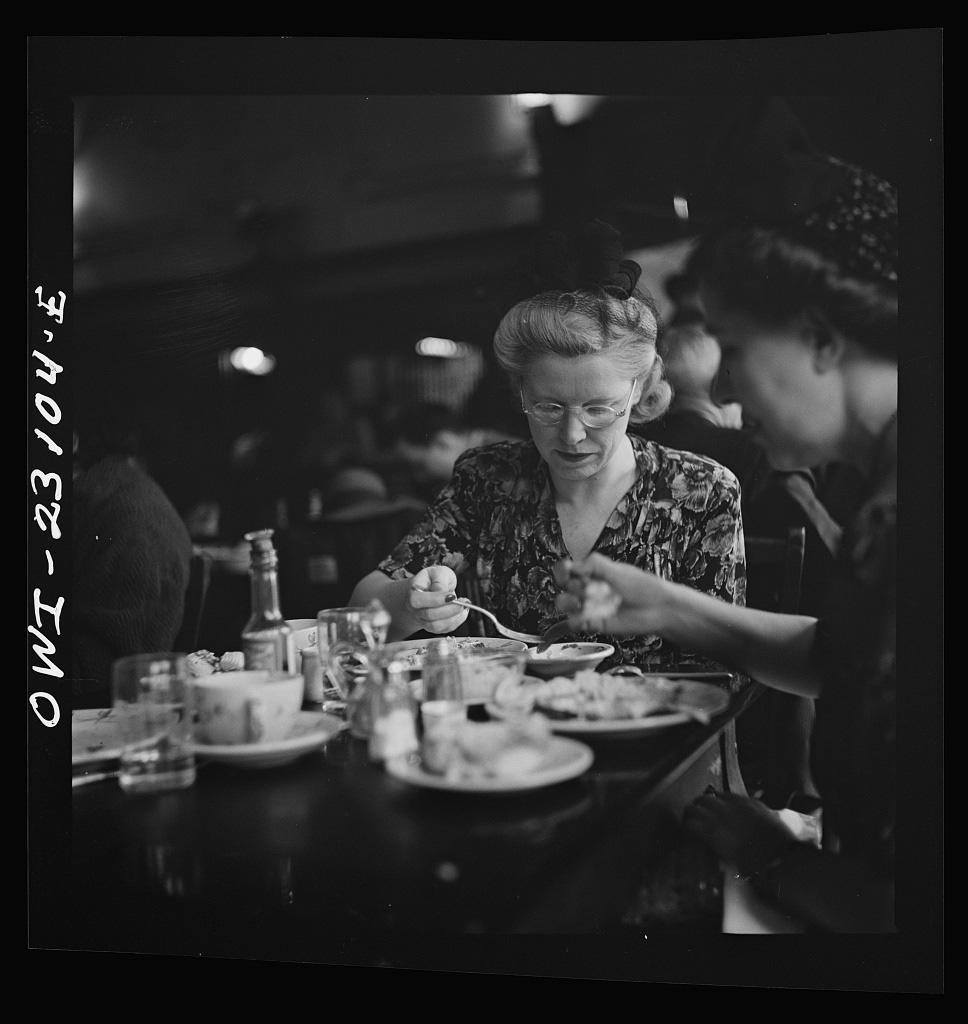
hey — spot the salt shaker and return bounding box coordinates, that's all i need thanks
[300,646,326,705]
[368,659,419,764]
[418,637,466,770]
[421,637,462,700]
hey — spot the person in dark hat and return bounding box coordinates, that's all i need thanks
[555,124,899,931]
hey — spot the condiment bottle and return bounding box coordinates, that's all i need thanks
[368,659,419,764]
[241,529,294,673]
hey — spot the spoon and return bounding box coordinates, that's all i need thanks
[533,620,571,653]
[447,597,543,644]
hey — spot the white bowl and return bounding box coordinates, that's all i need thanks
[525,642,615,679]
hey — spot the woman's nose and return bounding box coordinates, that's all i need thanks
[558,410,587,445]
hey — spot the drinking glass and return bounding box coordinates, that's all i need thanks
[317,602,390,736]
[111,652,196,794]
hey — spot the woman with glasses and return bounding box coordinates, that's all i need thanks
[350,221,746,665]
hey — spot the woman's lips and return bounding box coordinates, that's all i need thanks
[556,450,594,462]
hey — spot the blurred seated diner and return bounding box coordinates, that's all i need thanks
[69,401,194,710]
[275,466,426,618]
[388,400,520,502]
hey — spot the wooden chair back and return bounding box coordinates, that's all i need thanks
[174,549,213,653]
[745,526,806,615]
[740,526,818,809]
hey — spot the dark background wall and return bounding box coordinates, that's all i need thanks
[30,35,943,525]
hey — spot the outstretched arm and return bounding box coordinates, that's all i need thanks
[555,553,823,698]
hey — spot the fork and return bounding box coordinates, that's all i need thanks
[447,597,543,644]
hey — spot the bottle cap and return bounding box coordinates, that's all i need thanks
[244,528,278,569]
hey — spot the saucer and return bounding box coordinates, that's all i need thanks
[189,711,342,769]
[72,708,123,766]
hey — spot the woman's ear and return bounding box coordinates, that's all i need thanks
[801,305,845,372]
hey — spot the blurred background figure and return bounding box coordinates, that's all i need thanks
[216,429,292,542]
[275,465,426,617]
[70,398,194,710]
[388,401,519,502]
[293,387,380,484]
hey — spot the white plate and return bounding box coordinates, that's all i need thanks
[72,708,124,765]
[487,674,732,738]
[384,736,593,793]
[382,637,529,705]
[188,711,342,769]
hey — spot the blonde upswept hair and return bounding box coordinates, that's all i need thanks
[492,286,672,425]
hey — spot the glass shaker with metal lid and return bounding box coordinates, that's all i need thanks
[368,658,419,764]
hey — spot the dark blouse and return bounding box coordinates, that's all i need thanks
[812,416,897,878]
[378,435,746,668]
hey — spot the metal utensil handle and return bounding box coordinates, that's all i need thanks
[450,598,541,643]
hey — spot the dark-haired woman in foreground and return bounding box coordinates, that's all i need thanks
[556,157,898,932]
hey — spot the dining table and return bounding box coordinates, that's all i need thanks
[57,664,778,978]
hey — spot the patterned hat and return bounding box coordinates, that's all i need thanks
[793,155,897,288]
[703,98,898,289]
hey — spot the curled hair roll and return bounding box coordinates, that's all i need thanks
[493,218,671,423]
[536,219,644,298]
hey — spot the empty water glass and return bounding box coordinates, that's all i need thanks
[111,652,196,794]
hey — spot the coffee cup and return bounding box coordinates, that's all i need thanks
[284,618,318,670]
[191,670,304,745]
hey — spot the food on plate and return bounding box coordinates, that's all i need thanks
[421,715,552,782]
[497,669,696,721]
[186,649,244,677]
[394,637,518,668]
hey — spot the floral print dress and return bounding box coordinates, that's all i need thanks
[378,436,746,668]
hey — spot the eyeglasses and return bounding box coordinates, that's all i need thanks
[520,380,636,429]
